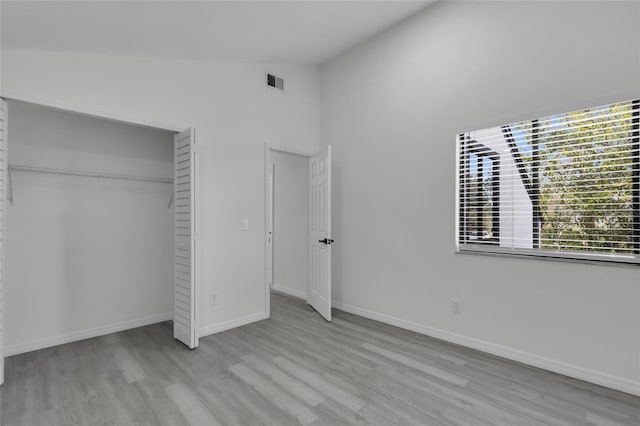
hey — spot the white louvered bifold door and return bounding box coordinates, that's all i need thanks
[0,99,7,384]
[174,128,198,349]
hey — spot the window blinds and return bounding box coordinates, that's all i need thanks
[457,99,640,264]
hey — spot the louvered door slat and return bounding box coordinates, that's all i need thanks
[173,128,198,349]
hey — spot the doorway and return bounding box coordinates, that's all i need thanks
[268,149,309,300]
[265,145,333,321]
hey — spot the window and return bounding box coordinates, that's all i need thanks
[457,99,640,265]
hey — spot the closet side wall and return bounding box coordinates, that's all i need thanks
[5,100,174,354]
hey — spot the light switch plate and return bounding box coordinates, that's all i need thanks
[242,219,249,231]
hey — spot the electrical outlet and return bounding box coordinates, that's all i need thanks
[209,294,217,306]
[451,299,462,314]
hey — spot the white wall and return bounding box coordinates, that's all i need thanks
[271,151,308,299]
[0,50,321,336]
[5,100,174,353]
[320,0,640,394]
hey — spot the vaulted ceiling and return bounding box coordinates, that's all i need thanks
[1,1,434,64]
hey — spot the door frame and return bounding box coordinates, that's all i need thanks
[0,93,197,365]
[264,143,313,318]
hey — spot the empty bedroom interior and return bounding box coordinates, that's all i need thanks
[0,1,639,425]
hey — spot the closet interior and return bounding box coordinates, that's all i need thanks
[3,100,178,356]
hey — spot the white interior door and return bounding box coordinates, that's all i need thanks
[174,128,198,349]
[308,145,332,321]
[0,99,7,384]
[266,162,274,289]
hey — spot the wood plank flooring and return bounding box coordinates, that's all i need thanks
[2,292,639,425]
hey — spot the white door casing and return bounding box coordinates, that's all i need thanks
[174,128,198,349]
[267,163,274,289]
[0,99,7,384]
[308,145,332,321]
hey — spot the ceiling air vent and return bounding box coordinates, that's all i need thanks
[266,73,284,91]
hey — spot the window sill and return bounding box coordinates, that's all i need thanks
[456,246,640,269]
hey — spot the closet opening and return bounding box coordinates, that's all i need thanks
[0,99,197,383]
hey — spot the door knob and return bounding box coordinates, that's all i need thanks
[318,238,335,245]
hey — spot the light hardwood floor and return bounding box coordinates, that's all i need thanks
[2,292,639,425]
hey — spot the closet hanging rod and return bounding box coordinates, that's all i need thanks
[8,164,174,184]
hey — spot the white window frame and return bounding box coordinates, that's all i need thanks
[455,96,640,267]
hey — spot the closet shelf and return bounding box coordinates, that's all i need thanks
[7,164,174,205]
[9,164,174,184]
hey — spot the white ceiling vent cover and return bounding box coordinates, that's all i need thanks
[266,73,284,91]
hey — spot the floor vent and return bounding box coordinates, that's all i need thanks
[266,73,284,91]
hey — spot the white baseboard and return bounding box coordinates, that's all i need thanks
[5,312,173,357]
[332,301,640,397]
[198,312,267,338]
[272,284,307,300]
